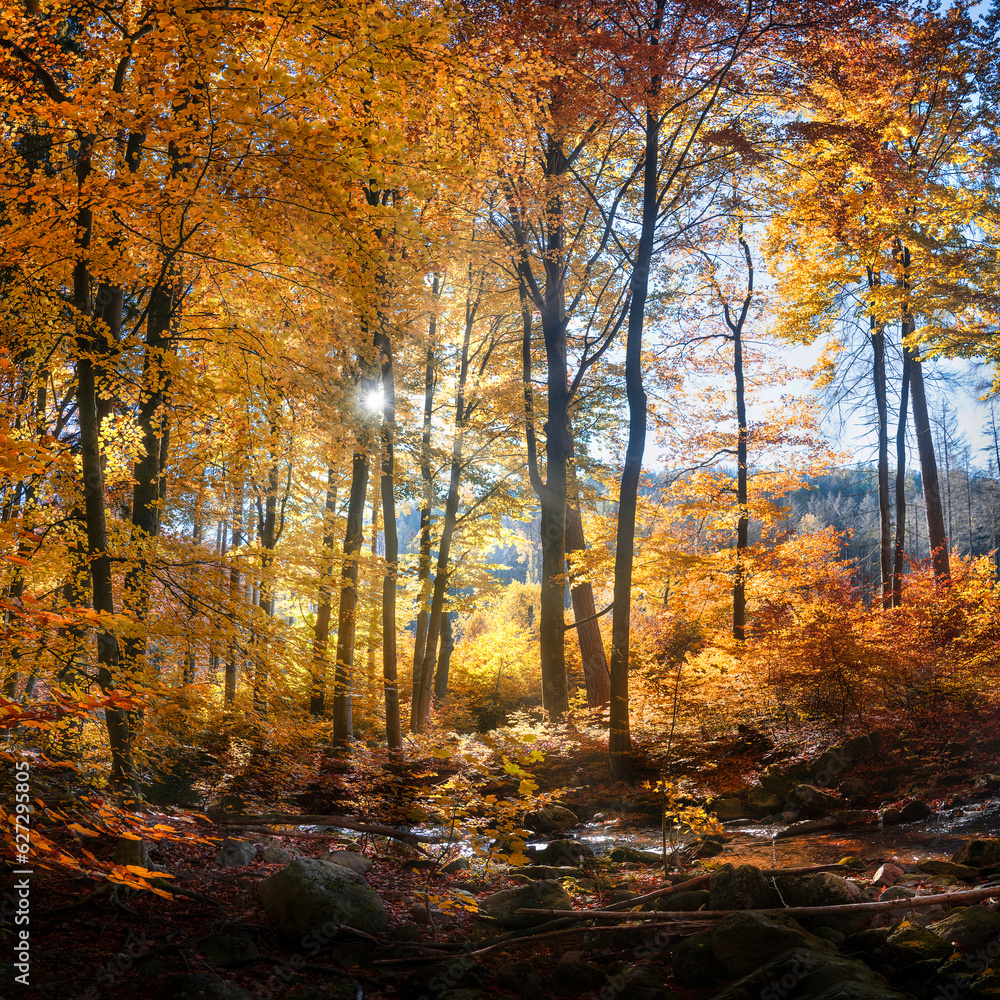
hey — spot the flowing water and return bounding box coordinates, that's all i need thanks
[570,798,1000,868]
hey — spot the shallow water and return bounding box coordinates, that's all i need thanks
[573,798,1000,867]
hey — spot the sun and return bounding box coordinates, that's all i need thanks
[363,388,384,412]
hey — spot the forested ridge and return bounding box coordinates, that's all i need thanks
[7,2,1000,998]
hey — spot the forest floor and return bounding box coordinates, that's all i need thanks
[12,703,1000,1000]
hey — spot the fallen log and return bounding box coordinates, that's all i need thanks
[206,812,440,846]
[516,884,1000,922]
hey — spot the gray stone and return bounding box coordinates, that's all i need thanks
[879,885,916,901]
[319,850,373,874]
[539,839,593,866]
[609,845,661,864]
[214,839,257,867]
[709,864,779,911]
[917,859,978,881]
[953,839,1000,869]
[929,906,1000,950]
[258,842,295,863]
[879,808,902,825]
[839,777,872,800]
[885,920,951,964]
[709,797,747,820]
[257,858,388,938]
[510,864,582,880]
[760,769,798,799]
[672,929,719,988]
[497,961,546,998]
[711,947,883,1000]
[773,872,867,932]
[552,952,605,994]
[605,965,672,1000]
[747,785,786,815]
[897,800,932,823]
[649,889,710,912]
[841,733,880,758]
[479,879,572,928]
[711,910,835,977]
[873,863,905,887]
[812,749,855,786]
[787,785,841,814]
[199,932,259,967]
[524,804,579,832]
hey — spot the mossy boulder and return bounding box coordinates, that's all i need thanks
[709,864,780,910]
[711,910,836,978]
[711,947,884,1000]
[953,839,1000,869]
[479,879,572,929]
[258,858,387,940]
[672,929,719,989]
[929,907,1000,951]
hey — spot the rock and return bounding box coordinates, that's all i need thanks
[841,733,881,758]
[257,858,388,939]
[539,839,593,866]
[747,785,786,816]
[873,863,905,887]
[878,808,902,825]
[672,929,719,988]
[833,810,878,827]
[897,800,933,823]
[403,958,484,999]
[774,818,839,839]
[839,777,872,800]
[510,865,583,880]
[479,879,572,929]
[918,859,978,881]
[608,890,640,905]
[552,951,605,994]
[760,768,798,799]
[524,804,579,832]
[318,850,373,875]
[609,845,660,864]
[199,932,259,967]
[441,858,469,874]
[709,864,779,911]
[843,927,894,959]
[258,842,295,863]
[214,838,258,867]
[649,889,710,912]
[773,872,867,932]
[604,964,672,1000]
[690,834,727,858]
[953,839,1000,869]
[709,797,746,821]
[879,886,916,901]
[929,906,1000,950]
[710,947,884,1000]
[711,910,835,977]
[155,973,253,1000]
[812,749,855,786]
[787,785,841,814]
[497,961,546,998]
[885,920,951,964]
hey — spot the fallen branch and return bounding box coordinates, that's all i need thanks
[207,812,440,847]
[515,884,1000,922]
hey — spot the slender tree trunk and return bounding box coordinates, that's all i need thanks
[411,278,439,726]
[73,134,136,790]
[433,611,453,703]
[414,301,475,730]
[610,101,662,778]
[310,469,338,715]
[868,267,891,609]
[908,346,950,582]
[365,456,381,694]
[726,233,754,641]
[379,330,402,750]
[334,441,370,743]
[565,476,610,708]
[225,480,244,706]
[891,341,911,607]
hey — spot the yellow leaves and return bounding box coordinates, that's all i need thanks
[68,823,101,838]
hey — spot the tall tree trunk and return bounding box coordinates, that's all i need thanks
[433,611,453,704]
[334,440,370,743]
[73,132,136,790]
[413,294,476,731]
[225,479,244,706]
[908,346,950,582]
[310,469,337,715]
[565,473,610,708]
[725,233,754,641]
[379,330,402,750]
[411,278,439,726]
[867,267,891,609]
[609,98,662,779]
[891,338,911,608]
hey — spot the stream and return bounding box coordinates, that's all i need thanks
[569,798,1000,868]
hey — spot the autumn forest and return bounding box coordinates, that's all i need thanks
[7,1,1000,998]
